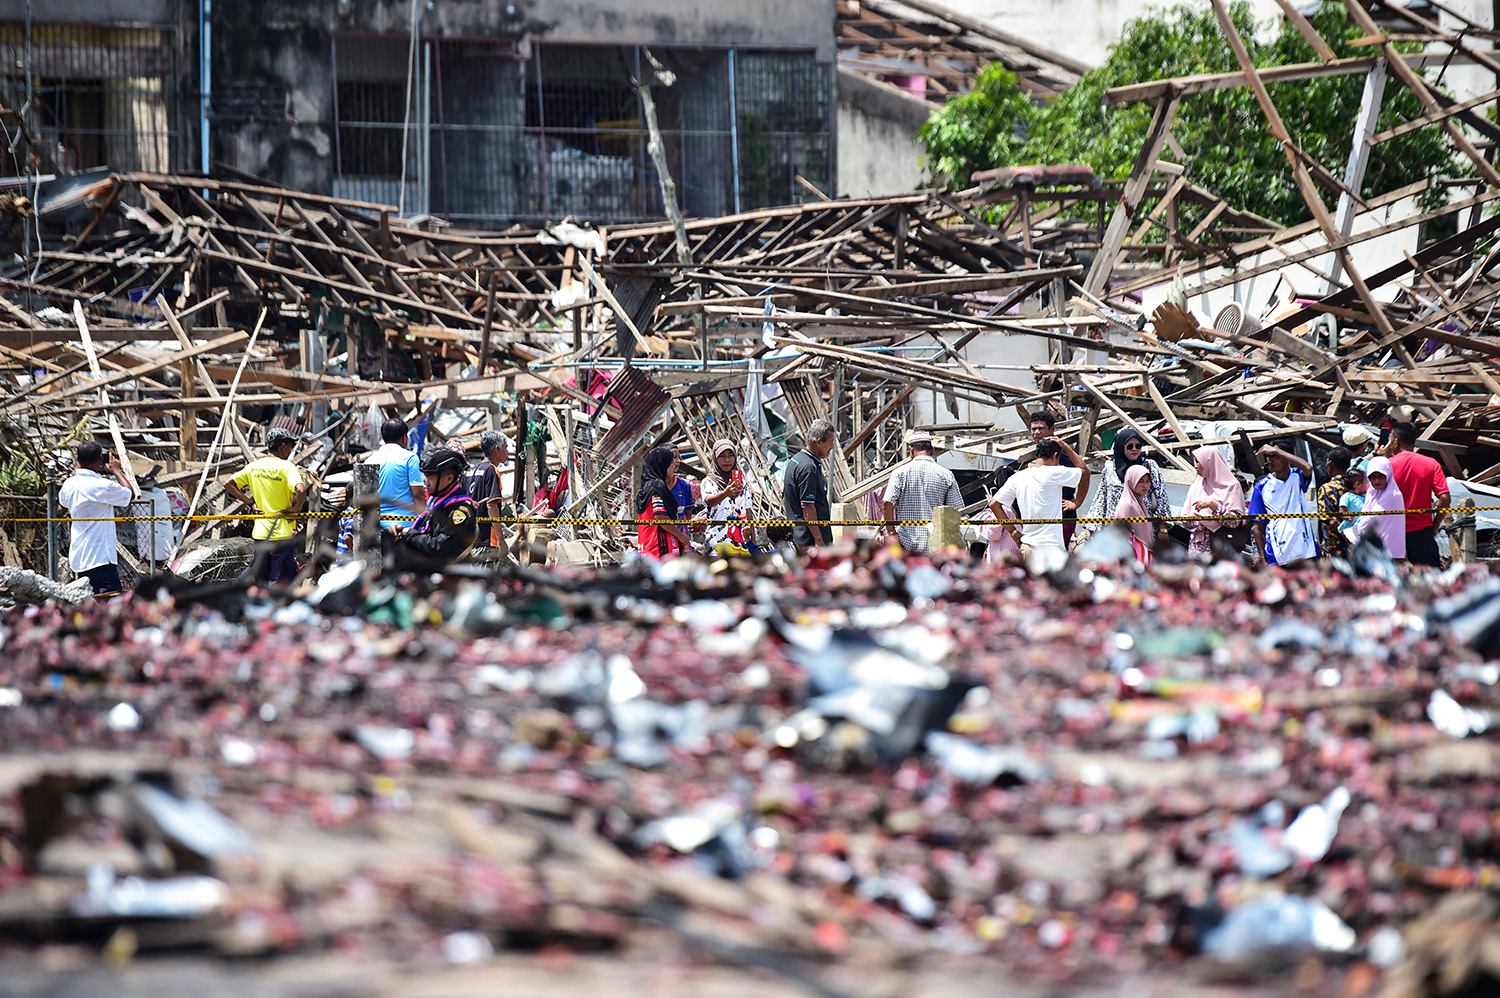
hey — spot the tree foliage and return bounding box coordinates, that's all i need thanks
[919,2,1458,226]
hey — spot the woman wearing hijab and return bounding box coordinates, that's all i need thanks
[1343,456,1407,559]
[1083,428,1171,541]
[1184,445,1248,558]
[702,438,760,555]
[636,446,689,559]
[1113,465,1157,564]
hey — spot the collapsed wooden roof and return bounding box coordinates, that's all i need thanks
[835,0,1087,100]
[4,0,1500,562]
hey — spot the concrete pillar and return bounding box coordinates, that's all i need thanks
[352,462,381,555]
[831,502,861,542]
[931,506,964,551]
[1455,497,1478,564]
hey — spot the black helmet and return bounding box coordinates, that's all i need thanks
[419,447,467,476]
[266,426,299,450]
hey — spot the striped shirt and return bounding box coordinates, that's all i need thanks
[886,455,963,551]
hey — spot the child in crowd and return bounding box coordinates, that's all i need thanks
[1338,468,1367,528]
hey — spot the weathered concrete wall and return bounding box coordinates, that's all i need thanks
[212,0,835,198]
[835,69,927,198]
[0,0,179,24]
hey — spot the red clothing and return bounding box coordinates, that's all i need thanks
[636,497,682,559]
[1390,450,1448,531]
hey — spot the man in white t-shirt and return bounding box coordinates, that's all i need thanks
[989,438,1088,560]
[58,440,137,596]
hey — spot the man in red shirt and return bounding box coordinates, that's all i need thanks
[1386,420,1450,567]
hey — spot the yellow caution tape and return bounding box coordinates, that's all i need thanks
[8,506,1493,529]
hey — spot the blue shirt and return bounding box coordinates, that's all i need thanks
[1247,468,1308,565]
[368,443,423,527]
[670,478,695,521]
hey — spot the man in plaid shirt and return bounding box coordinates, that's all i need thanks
[882,430,963,552]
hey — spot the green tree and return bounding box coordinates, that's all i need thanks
[920,2,1458,226]
[916,63,1037,186]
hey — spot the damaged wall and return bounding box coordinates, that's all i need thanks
[211,0,837,215]
[836,68,928,198]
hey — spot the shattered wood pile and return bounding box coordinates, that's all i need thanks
[3,0,1500,569]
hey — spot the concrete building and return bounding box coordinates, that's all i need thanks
[3,0,840,225]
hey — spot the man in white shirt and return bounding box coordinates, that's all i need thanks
[58,441,137,596]
[989,438,1088,560]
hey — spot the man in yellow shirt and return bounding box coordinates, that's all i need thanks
[223,427,308,585]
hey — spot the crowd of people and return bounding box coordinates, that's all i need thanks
[50,408,1460,595]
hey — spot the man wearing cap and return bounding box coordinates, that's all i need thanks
[388,446,478,572]
[883,430,964,552]
[223,427,308,585]
[58,440,137,597]
[1342,425,1375,472]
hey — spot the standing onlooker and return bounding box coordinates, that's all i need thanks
[223,427,309,585]
[463,431,510,554]
[989,438,1085,561]
[1026,410,1084,545]
[1083,429,1170,543]
[1344,455,1406,559]
[365,418,425,530]
[1387,420,1450,567]
[1247,442,1317,567]
[703,438,758,555]
[882,430,964,552]
[58,441,137,596]
[669,447,697,523]
[782,419,837,549]
[1184,445,1246,558]
[1342,425,1376,471]
[1317,446,1354,560]
[636,446,689,559]
[1113,465,1157,565]
[389,447,479,572]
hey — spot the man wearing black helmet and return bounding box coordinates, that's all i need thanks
[223,427,308,584]
[388,446,478,572]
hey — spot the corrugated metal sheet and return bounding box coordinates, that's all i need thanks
[595,366,670,466]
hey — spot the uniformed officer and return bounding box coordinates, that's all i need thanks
[388,447,478,572]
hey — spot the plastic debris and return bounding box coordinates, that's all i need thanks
[1428,689,1493,738]
[1202,893,1357,962]
[1283,786,1351,863]
[74,863,229,918]
[924,731,1045,785]
[130,782,259,863]
[106,702,141,732]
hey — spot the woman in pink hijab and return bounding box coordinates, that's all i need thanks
[1113,464,1157,564]
[1184,445,1248,558]
[1344,456,1406,559]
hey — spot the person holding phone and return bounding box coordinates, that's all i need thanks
[702,438,759,554]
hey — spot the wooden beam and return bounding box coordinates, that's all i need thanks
[1340,0,1500,187]
[1106,56,1381,104]
[1077,375,1194,473]
[72,301,138,495]
[1272,0,1338,61]
[1083,94,1182,295]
